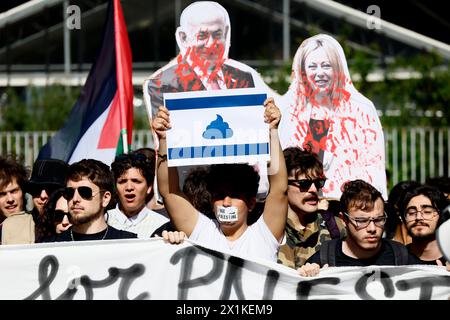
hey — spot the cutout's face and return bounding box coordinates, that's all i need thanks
[185,16,227,64]
[304,47,334,95]
[116,167,151,217]
[287,172,322,214]
[404,194,439,239]
[344,198,385,251]
[0,178,24,217]
[65,177,110,225]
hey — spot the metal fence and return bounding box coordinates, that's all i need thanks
[1,128,449,188]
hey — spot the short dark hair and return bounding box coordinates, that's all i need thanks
[111,152,155,186]
[0,155,29,192]
[399,185,448,226]
[67,159,114,193]
[283,147,324,179]
[340,180,383,214]
[207,164,260,203]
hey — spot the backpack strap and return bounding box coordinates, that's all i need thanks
[387,239,409,265]
[320,239,339,267]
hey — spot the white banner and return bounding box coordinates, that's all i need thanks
[0,239,449,300]
[163,88,269,167]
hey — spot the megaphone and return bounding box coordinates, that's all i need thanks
[437,205,450,262]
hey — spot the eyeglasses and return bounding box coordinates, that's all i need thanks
[288,178,326,191]
[404,205,438,221]
[343,212,387,229]
[62,186,103,201]
[53,209,68,223]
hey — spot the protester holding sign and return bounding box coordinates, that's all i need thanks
[278,34,387,200]
[153,97,287,263]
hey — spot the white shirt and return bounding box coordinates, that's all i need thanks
[106,205,169,239]
[189,213,280,263]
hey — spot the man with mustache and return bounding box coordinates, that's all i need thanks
[107,153,168,238]
[55,159,137,242]
[298,180,420,276]
[399,185,449,265]
[277,147,345,269]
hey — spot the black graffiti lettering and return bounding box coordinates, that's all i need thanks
[396,276,450,300]
[296,277,340,300]
[219,256,245,299]
[355,270,394,300]
[25,255,147,300]
[25,255,59,300]
[170,246,225,299]
[262,270,280,300]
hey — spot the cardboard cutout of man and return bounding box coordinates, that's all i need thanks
[279,34,387,200]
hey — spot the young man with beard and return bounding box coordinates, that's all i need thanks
[400,185,449,265]
[107,153,168,238]
[298,180,420,276]
[55,159,137,242]
[278,147,345,269]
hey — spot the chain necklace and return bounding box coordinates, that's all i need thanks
[70,226,109,241]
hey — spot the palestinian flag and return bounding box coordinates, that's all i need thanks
[38,0,133,166]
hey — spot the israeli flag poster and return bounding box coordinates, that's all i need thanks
[163,88,269,167]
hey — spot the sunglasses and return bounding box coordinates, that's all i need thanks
[62,186,103,201]
[288,178,326,191]
[53,209,68,223]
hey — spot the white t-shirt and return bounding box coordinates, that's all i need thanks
[189,213,280,263]
[106,205,169,239]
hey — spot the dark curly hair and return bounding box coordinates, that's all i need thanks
[67,159,114,192]
[283,146,324,179]
[399,185,449,227]
[340,179,383,214]
[0,155,29,193]
[207,164,260,204]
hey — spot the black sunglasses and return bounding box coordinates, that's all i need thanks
[62,186,103,201]
[288,178,326,191]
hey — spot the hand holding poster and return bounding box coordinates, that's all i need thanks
[164,88,269,167]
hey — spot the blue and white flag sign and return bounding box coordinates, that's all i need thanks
[163,88,269,167]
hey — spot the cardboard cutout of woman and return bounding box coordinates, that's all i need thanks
[279,34,387,199]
